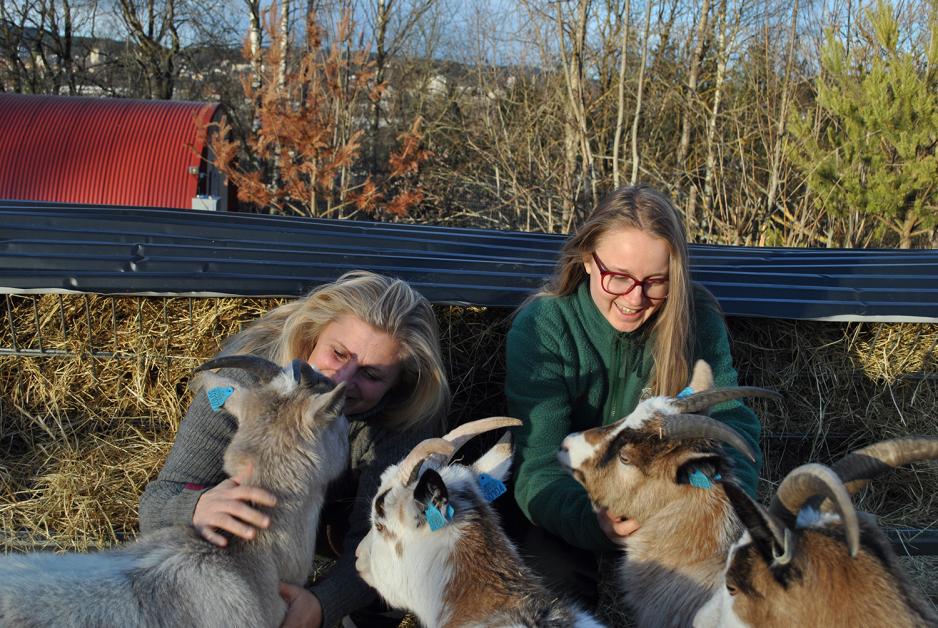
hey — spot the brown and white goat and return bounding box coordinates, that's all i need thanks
[694,437,938,628]
[0,355,349,628]
[355,417,605,628]
[558,360,779,628]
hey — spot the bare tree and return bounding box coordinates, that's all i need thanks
[628,0,651,184]
[116,0,182,98]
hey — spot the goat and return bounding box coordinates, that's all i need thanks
[557,360,780,628]
[694,436,938,628]
[355,417,605,628]
[0,354,349,628]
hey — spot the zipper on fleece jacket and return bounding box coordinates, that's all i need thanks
[608,334,625,423]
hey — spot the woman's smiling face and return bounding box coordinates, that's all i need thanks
[307,315,403,416]
[583,227,671,333]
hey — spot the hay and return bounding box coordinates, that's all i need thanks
[726,318,938,529]
[0,295,935,614]
[0,294,282,549]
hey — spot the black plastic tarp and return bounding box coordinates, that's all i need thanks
[2,200,937,322]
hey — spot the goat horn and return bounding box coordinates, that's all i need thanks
[195,354,283,383]
[832,437,938,495]
[672,387,782,414]
[769,463,860,558]
[398,438,456,485]
[659,414,757,462]
[442,416,523,453]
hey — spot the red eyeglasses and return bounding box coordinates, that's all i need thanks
[591,251,669,302]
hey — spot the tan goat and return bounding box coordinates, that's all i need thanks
[695,437,938,628]
[558,360,779,627]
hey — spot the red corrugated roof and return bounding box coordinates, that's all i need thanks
[0,93,220,209]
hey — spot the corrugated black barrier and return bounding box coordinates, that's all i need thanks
[1,200,937,321]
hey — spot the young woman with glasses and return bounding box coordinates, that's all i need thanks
[502,185,762,608]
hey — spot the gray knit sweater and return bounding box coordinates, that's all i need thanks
[138,369,430,627]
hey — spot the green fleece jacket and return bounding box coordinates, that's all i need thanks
[505,281,762,552]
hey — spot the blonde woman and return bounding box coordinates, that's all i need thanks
[503,185,761,606]
[140,271,450,628]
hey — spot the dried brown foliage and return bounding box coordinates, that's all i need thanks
[208,6,429,219]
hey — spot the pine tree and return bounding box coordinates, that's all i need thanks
[787,1,937,248]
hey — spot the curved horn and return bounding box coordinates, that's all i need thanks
[398,438,456,485]
[672,387,782,415]
[659,414,757,462]
[770,463,860,558]
[442,417,523,454]
[195,354,282,383]
[832,437,938,495]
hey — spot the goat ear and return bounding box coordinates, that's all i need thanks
[305,381,347,423]
[191,371,249,422]
[688,359,715,393]
[472,431,514,482]
[675,453,723,488]
[724,482,791,568]
[414,468,449,513]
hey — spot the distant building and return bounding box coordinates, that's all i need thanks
[0,93,232,210]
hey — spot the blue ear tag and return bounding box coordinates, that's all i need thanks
[424,503,455,531]
[677,386,694,399]
[688,468,714,490]
[206,386,235,411]
[477,473,507,503]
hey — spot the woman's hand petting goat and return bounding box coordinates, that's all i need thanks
[138,271,451,628]
[192,465,277,546]
[596,508,639,545]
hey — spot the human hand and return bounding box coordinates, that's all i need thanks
[192,465,277,546]
[279,583,323,628]
[596,507,640,545]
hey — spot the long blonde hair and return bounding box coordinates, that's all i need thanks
[223,271,450,430]
[542,185,698,396]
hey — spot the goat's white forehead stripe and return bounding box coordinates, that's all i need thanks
[612,396,677,433]
[560,432,595,469]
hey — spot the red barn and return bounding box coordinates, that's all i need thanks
[0,93,230,210]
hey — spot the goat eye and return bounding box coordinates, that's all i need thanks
[726,583,738,596]
[374,522,385,533]
[618,451,630,465]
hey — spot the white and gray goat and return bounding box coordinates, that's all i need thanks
[0,354,349,628]
[355,417,605,628]
[695,436,938,628]
[558,360,780,628]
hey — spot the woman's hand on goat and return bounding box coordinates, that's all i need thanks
[192,466,278,547]
[278,583,323,628]
[597,507,639,545]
